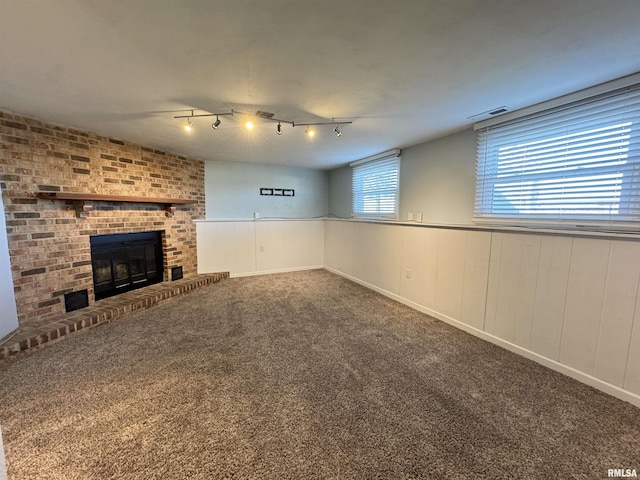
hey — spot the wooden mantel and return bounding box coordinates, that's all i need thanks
[36,192,198,217]
[37,192,198,204]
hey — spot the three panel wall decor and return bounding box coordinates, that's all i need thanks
[260,188,295,197]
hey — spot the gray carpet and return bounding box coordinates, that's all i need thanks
[0,269,638,479]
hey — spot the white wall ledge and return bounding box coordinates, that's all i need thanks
[325,217,640,241]
[196,217,327,223]
[197,217,640,241]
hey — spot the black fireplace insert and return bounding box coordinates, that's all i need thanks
[90,231,164,300]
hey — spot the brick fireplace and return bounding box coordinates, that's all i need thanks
[0,110,205,327]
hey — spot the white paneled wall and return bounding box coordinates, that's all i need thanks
[323,220,640,407]
[627,301,640,395]
[352,223,403,295]
[397,226,490,329]
[559,238,611,375]
[196,219,324,276]
[460,231,491,331]
[485,234,542,349]
[197,218,640,406]
[197,221,256,274]
[255,220,324,272]
[529,236,572,361]
[324,218,355,276]
[593,240,640,387]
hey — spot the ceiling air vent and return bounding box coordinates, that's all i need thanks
[488,107,508,115]
[467,106,510,121]
[255,111,275,119]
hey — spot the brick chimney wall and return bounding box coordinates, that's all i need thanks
[0,110,205,326]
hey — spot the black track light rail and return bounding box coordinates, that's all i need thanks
[174,110,234,119]
[174,109,352,127]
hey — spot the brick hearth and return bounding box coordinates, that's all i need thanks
[0,272,229,360]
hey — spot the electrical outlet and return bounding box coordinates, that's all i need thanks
[416,213,423,223]
[253,212,260,219]
[405,268,412,279]
[407,211,414,221]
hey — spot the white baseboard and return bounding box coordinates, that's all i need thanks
[323,266,640,409]
[230,265,324,278]
[0,424,7,480]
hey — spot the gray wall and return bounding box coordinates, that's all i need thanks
[205,160,328,219]
[327,128,477,225]
[327,166,352,218]
[205,127,477,223]
[399,128,476,225]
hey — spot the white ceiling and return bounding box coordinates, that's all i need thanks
[1,0,640,170]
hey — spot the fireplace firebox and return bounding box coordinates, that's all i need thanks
[90,231,164,300]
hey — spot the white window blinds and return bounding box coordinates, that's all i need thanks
[475,84,640,228]
[351,150,400,219]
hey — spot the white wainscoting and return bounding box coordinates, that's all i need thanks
[196,219,324,277]
[324,220,640,408]
[197,218,640,407]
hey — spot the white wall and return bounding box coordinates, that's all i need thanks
[0,194,18,339]
[205,160,328,219]
[196,219,324,276]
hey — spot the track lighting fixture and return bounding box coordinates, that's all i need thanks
[174,109,352,138]
[177,110,232,133]
[183,110,195,132]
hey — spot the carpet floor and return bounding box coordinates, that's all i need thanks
[0,269,638,479]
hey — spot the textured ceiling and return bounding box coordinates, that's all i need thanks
[1,0,640,169]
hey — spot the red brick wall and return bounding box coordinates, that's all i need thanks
[0,110,205,326]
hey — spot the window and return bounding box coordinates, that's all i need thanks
[351,149,400,219]
[475,83,640,229]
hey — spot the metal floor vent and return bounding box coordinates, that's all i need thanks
[171,266,183,281]
[65,290,89,312]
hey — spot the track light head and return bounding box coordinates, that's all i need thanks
[246,121,254,130]
[276,122,283,135]
[334,126,342,137]
[212,116,221,130]
[305,126,314,137]
[183,110,195,132]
